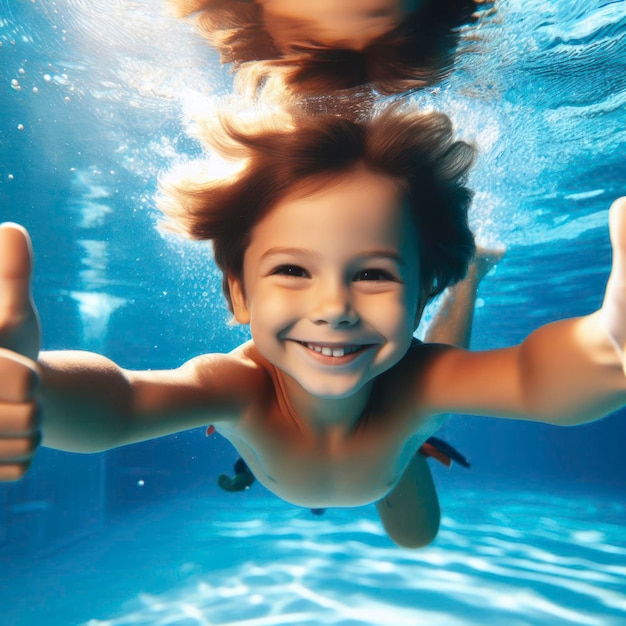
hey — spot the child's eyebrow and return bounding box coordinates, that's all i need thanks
[259,247,318,262]
[260,247,406,267]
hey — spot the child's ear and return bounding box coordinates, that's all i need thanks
[228,275,250,325]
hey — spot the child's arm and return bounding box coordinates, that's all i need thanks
[0,224,259,480]
[418,197,626,426]
[36,349,256,452]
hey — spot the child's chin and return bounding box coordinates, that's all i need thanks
[302,379,369,400]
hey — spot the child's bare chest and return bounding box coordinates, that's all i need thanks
[219,400,432,508]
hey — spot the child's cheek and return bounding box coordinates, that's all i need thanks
[251,287,298,331]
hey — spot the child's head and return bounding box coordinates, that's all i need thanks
[170,0,489,97]
[158,100,476,317]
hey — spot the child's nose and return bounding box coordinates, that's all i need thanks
[310,282,359,328]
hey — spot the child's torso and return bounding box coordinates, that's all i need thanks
[213,342,445,508]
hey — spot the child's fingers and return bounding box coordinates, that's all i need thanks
[0,401,40,482]
[0,460,33,482]
[0,381,40,484]
[0,400,40,435]
[0,348,39,403]
[0,436,39,459]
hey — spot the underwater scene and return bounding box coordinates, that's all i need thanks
[0,0,625,624]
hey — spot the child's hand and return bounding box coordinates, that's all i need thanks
[0,223,41,480]
[602,197,626,374]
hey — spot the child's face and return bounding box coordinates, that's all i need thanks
[229,167,423,400]
[259,0,419,51]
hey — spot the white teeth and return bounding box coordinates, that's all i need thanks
[304,343,360,357]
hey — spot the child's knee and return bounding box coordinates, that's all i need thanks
[390,516,440,549]
[378,496,441,549]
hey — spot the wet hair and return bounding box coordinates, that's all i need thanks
[158,101,476,312]
[170,0,492,96]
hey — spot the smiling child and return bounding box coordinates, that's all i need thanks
[1,101,625,548]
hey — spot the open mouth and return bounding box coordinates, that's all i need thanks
[301,342,365,358]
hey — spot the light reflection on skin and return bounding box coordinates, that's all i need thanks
[258,0,420,50]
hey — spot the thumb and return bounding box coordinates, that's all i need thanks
[602,198,626,363]
[0,223,41,361]
[608,197,626,263]
[0,223,34,312]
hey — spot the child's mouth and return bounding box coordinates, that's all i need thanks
[302,342,364,358]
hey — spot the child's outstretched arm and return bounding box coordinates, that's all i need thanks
[419,198,626,426]
[0,224,258,480]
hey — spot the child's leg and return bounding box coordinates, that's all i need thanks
[377,248,503,548]
[376,452,440,548]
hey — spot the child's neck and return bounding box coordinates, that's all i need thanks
[277,369,374,440]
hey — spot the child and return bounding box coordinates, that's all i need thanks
[214,249,497,496]
[1,102,625,549]
[170,0,491,97]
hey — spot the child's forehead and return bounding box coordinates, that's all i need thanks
[249,166,417,250]
[275,166,406,208]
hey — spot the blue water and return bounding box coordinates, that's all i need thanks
[2,491,626,626]
[1,0,625,624]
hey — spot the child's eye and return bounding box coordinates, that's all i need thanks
[354,269,395,282]
[271,264,309,278]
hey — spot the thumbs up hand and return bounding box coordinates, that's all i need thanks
[602,198,626,374]
[0,223,42,481]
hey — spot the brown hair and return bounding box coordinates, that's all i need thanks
[158,101,476,312]
[170,0,492,96]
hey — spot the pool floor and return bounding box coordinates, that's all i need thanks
[2,487,625,626]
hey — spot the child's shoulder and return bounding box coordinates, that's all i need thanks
[230,340,272,371]
[183,340,272,398]
[400,337,443,363]
[381,337,454,385]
